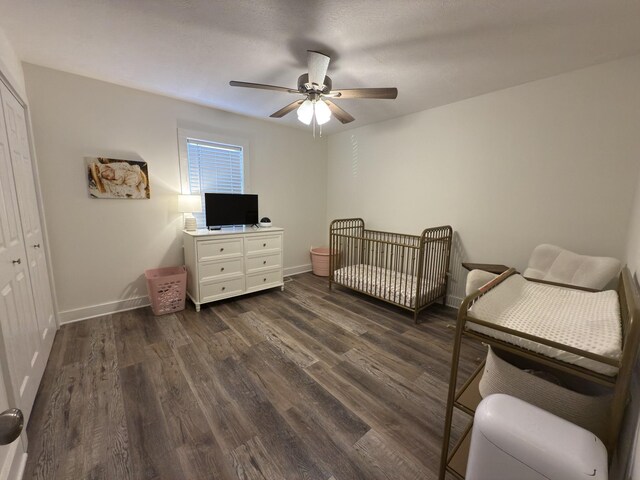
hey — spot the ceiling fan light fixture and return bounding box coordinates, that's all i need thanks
[315,100,332,125]
[297,99,314,125]
[230,50,397,130]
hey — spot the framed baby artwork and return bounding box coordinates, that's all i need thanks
[87,157,150,199]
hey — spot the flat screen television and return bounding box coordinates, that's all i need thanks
[205,193,258,227]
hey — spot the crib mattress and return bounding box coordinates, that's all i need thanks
[468,274,621,376]
[333,264,441,308]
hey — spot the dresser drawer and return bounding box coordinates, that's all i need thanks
[201,277,244,301]
[246,269,283,292]
[246,234,281,253]
[198,238,243,261]
[199,257,243,282]
[246,252,281,273]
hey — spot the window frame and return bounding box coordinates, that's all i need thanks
[177,127,251,196]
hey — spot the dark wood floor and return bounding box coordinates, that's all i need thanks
[24,273,484,480]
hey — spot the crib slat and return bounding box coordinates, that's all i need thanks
[392,243,397,304]
[427,233,434,305]
[435,235,441,302]
[387,242,392,304]
[375,239,380,298]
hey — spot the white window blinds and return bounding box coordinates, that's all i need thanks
[186,138,244,227]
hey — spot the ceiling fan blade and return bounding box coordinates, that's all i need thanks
[270,100,304,118]
[324,100,355,124]
[307,51,330,89]
[229,81,299,94]
[330,88,398,99]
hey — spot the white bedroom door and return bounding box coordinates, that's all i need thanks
[0,82,43,425]
[0,83,55,357]
[0,368,25,480]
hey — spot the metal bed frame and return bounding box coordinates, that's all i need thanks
[439,266,640,479]
[329,218,453,323]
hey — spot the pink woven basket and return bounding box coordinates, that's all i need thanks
[145,266,187,315]
[310,247,333,276]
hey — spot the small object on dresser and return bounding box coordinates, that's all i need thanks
[178,194,202,231]
[184,217,197,231]
[259,216,272,228]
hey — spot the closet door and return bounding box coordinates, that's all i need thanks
[0,87,41,424]
[0,84,55,359]
[0,367,26,478]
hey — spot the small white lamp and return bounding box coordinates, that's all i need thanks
[178,194,202,231]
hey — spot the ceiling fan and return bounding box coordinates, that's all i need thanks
[229,50,398,128]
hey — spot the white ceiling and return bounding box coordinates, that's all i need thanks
[1,0,640,134]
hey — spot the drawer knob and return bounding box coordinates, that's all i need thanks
[263,278,267,282]
[221,267,225,271]
[220,247,224,252]
[222,286,226,291]
[263,243,266,247]
[263,260,267,265]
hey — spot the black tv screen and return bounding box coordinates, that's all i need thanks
[205,193,258,227]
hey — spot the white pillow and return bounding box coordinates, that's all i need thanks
[523,244,621,290]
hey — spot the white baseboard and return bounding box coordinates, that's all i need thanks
[446,295,464,309]
[57,276,459,324]
[284,263,312,277]
[58,295,150,324]
[58,266,312,324]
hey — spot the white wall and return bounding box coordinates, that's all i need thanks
[0,26,26,98]
[626,173,640,279]
[23,64,327,322]
[618,166,640,480]
[327,54,640,305]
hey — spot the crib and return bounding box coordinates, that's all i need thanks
[329,218,453,323]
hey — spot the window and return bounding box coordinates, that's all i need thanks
[178,129,249,228]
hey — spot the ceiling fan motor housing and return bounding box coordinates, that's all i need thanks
[298,74,332,94]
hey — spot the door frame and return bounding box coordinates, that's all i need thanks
[0,68,60,332]
[0,62,58,479]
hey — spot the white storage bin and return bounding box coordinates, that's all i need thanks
[467,394,608,480]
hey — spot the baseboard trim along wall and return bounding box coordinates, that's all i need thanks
[446,295,464,309]
[59,264,314,324]
[58,295,151,324]
[58,268,458,324]
[284,263,312,276]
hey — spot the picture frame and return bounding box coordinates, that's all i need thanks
[86,157,150,199]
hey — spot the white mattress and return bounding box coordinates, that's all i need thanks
[333,264,441,308]
[468,274,621,376]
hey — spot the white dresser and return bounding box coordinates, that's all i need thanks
[183,227,284,311]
